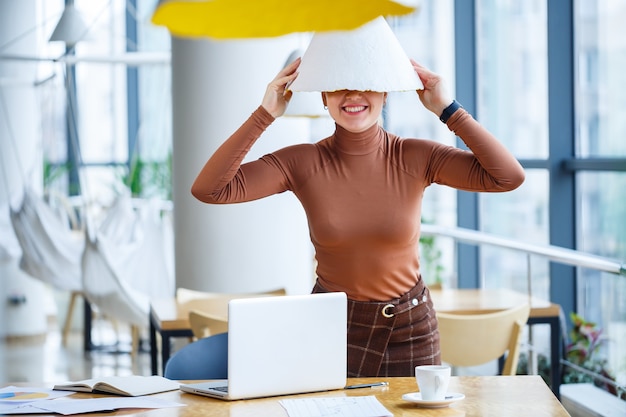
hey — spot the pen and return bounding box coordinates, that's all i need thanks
[344,382,389,389]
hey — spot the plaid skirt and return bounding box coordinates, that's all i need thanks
[312,279,440,377]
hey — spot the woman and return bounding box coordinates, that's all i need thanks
[191,55,525,377]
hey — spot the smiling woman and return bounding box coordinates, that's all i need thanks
[190,15,524,378]
[322,90,386,133]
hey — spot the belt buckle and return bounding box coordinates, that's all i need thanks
[382,303,395,318]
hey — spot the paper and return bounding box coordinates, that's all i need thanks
[279,396,392,417]
[0,386,184,415]
[0,386,73,403]
[0,397,185,415]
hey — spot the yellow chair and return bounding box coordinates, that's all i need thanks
[436,303,530,375]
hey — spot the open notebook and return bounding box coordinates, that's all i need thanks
[180,292,347,400]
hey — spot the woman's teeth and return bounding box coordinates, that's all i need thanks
[344,106,366,113]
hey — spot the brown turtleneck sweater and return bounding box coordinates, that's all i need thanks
[192,106,525,301]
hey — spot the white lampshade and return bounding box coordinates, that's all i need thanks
[289,16,423,93]
[49,4,89,47]
[285,91,328,118]
[283,49,328,118]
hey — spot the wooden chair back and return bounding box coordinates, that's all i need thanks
[189,309,228,339]
[176,287,286,303]
[436,303,530,375]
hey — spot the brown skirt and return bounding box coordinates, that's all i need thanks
[312,279,440,377]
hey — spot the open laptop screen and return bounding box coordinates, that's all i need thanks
[180,292,347,400]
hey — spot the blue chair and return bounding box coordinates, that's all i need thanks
[164,332,228,380]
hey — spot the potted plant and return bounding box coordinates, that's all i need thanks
[562,312,623,400]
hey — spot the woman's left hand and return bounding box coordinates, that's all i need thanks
[411,59,454,117]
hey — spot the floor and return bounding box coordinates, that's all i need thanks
[0,315,152,385]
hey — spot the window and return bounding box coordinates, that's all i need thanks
[574,0,626,385]
[42,0,171,202]
[476,0,549,290]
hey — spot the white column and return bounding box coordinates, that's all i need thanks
[171,36,315,295]
[0,0,49,339]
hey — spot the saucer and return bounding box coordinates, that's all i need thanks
[402,392,465,408]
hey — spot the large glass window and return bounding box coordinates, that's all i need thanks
[476,0,549,160]
[474,0,553,375]
[576,0,626,157]
[481,170,549,297]
[576,170,626,384]
[42,0,171,203]
[575,0,626,388]
[476,0,549,289]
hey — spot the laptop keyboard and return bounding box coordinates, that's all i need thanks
[212,385,228,393]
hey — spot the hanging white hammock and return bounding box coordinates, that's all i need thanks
[0,202,21,262]
[9,188,84,292]
[82,195,174,328]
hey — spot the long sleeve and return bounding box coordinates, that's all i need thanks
[414,109,525,192]
[191,106,290,203]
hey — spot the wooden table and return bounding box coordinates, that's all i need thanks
[150,289,563,396]
[5,376,570,416]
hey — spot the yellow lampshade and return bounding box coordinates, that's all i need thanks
[151,0,415,39]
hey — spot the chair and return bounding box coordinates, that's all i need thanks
[176,287,287,337]
[436,303,530,375]
[189,309,228,339]
[164,332,228,380]
[176,287,286,304]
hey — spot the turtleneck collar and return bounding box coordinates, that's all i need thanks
[332,122,384,155]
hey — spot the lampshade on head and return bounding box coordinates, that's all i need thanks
[283,49,328,118]
[289,16,423,93]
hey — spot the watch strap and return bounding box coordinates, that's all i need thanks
[439,100,462,123]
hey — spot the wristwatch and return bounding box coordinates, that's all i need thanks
[439,100,462,123]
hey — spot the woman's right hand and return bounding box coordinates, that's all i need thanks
[411,59,453,117]
[261,57,300,118]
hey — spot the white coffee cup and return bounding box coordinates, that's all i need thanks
[415,365,451,401]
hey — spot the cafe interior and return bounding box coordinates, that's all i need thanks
[0,1,625,416]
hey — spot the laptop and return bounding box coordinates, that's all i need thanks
[179,291,347,400]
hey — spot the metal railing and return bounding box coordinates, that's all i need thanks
[421,223,626,277]
[420,223,626,397]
